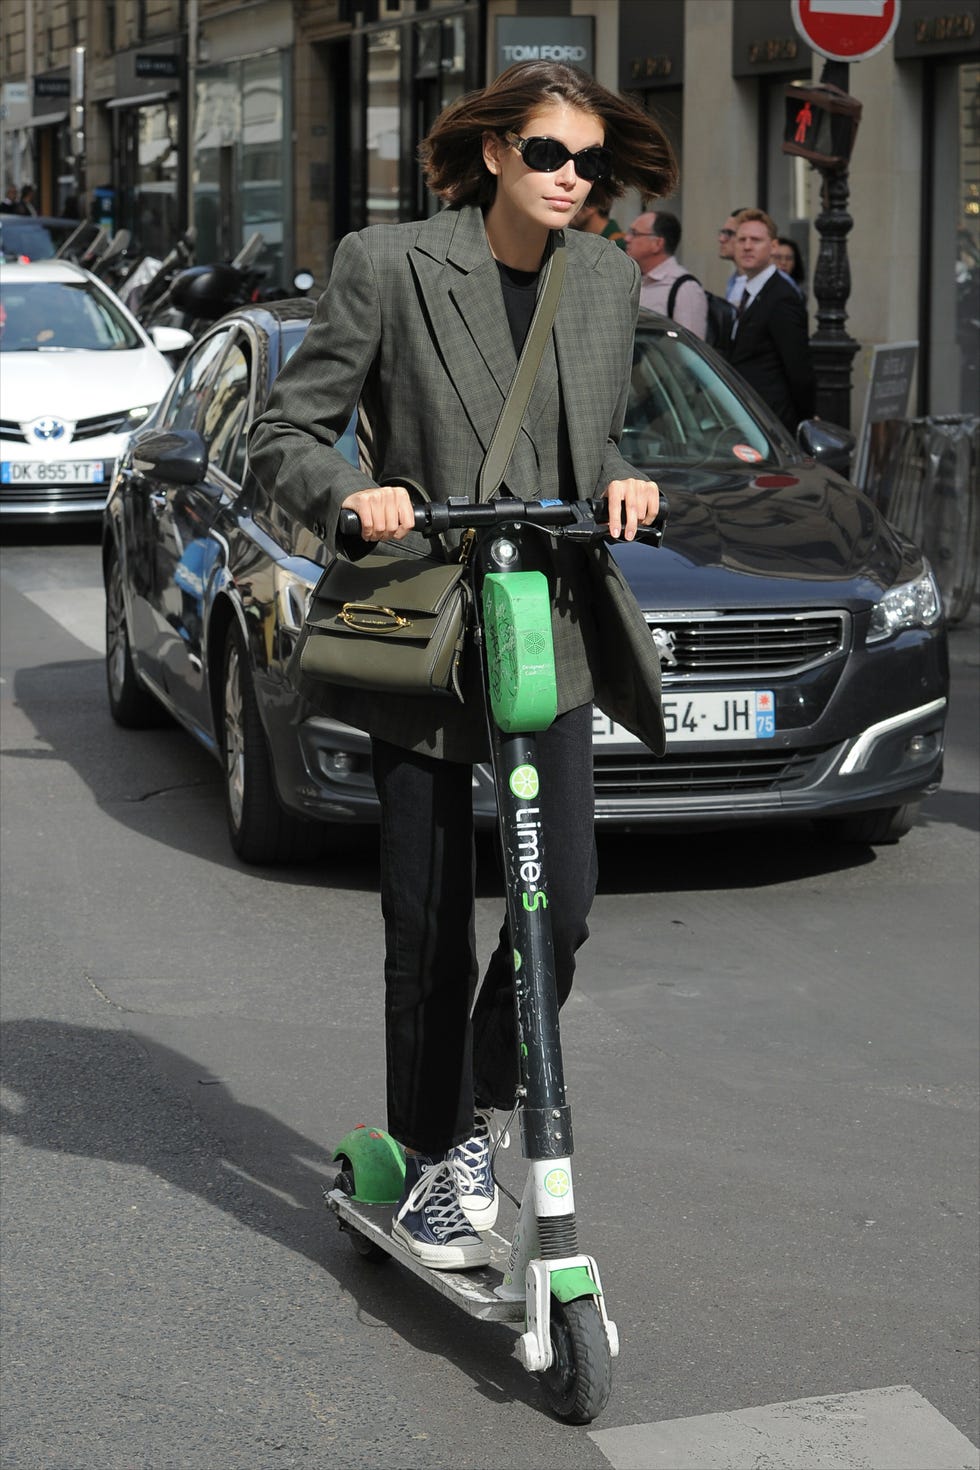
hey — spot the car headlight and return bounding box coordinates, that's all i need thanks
[120,404,156,433]
[867,565,943,643]
[274,563,318,634]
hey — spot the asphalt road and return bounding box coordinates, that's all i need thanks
[1,530,978,1470]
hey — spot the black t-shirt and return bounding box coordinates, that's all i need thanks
[494,260,575,497]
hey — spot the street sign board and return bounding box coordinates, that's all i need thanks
[790,0,901,62]
[854,341,917,491]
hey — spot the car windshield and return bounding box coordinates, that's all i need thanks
[0,218,79,261]
[272,317,783,477]
[0,279,142,353]
[279,323,309,371]
[623,325,780,470]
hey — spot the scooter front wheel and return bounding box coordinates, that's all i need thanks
[539,1297,612,1424]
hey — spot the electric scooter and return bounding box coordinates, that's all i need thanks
[325,493,667,1424]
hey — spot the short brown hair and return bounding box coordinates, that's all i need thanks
[734,208,777,240]
[420,62,677,209]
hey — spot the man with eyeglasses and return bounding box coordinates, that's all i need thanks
[719,208,748,302]
[625,210,708,340]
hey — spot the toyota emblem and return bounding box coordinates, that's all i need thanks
[30,417,68,442]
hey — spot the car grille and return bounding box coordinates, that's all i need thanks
[647,610,848,683]
[595,744,834,797]
[0,411,128,443]
[72,411,129,440]
[0,473,113,502]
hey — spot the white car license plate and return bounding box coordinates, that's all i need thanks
[1,460,106,485]
[593,690,776,745]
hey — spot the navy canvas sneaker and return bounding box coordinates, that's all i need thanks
[450,1109,508,1233]
[391,1154,491,1270]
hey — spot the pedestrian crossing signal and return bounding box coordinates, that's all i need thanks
[782,81,862,170]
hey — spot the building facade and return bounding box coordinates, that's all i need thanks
[1,0,977,422]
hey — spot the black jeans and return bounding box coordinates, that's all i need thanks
[371,703,597,1155]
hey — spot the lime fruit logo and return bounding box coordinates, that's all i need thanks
[544,1168,570,1198]
[509,764,539,800]
[513,948,522,971]
[522,629,548,656]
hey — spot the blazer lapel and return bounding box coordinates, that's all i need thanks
[410,208,516,452]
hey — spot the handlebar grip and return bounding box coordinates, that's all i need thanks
[338,504,450,536]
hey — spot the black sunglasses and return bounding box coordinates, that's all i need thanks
[505,132,612,183]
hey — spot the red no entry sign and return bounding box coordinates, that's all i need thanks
[791,0,901,62]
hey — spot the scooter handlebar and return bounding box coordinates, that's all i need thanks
[337,494,669,545]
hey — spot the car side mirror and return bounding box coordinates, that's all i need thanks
[132,428,210,485]
[797,418,856,478]
[150,324,194,355]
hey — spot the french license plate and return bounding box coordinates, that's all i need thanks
[1,460,106,485]
[593,690,776,744]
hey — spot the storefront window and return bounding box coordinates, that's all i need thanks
[415,15,466,216]
[929,60,979,415]
[120,101,179,259]
[366,28,401,224]
[242,53,288,286]
[194,67,241,264]
[193,52,289,286]
[645,89,683,220]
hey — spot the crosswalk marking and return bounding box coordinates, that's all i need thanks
[590,1386,979,1470]
[1,548,106,656]
[24,587,106,654]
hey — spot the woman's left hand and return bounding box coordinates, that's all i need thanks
[603,478,660,540]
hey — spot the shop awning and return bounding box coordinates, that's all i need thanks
[20,110,68,129]
[105,90,176,109]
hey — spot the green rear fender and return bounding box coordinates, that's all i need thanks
[333,1125,406,1204]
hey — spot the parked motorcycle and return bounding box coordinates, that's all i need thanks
[164,235,317,339]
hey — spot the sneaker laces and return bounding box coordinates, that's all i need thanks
[452,1108,510,1192]
[395,1159,474,1241]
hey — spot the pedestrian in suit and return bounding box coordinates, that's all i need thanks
[248,61,676,1270]
[728,208,815,434]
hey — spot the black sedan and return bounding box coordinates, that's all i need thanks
[102,299,948,863]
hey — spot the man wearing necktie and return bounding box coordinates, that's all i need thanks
[728,208,815,435]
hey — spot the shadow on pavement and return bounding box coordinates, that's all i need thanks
[0,1016,540,1415]
[10,655,380,889]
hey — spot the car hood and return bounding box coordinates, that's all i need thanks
[0,348,173,421]
[614,463,920,610]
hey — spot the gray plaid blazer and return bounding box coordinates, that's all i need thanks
[247,205,665,762]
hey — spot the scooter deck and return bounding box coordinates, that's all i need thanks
[325,1188,526,1322]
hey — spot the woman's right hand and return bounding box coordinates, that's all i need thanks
[340,484,416,542]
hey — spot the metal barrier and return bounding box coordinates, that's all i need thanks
[874,415,979,626]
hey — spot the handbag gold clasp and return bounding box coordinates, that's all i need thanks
[340,602,411,631]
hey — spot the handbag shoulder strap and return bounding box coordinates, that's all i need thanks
[477,242,567,502]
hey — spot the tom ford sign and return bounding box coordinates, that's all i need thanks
[495,17,595,76]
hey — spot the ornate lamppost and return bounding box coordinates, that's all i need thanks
[783,64,863,428]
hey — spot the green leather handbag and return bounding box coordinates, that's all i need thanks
[296,243,566,700]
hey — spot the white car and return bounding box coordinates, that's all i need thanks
[0,260,191,520]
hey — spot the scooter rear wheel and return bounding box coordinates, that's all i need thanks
[539,1296,612,1425]
[334,1166,391,1264]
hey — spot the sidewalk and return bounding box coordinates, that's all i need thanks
[948,597,979,669]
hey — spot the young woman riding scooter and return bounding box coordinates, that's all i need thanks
[247,61,676,1271]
